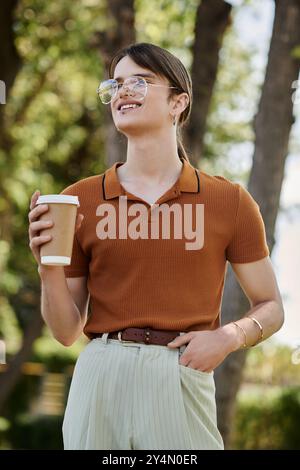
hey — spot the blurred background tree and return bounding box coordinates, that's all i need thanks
[0,0,299,449]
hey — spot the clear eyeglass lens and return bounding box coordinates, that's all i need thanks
[98,76,147,104]
[97,79,117,104]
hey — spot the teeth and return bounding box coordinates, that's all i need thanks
[120,103,141,111]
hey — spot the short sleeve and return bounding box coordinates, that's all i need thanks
[60,186,89,278]
[225,184,270,263]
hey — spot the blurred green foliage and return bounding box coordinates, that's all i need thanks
[243,341,300,386]
[231,341,300,449]
[32,325,87,371]
[0,0,108,351]
[233,387,300,449]
[7,414,64,450]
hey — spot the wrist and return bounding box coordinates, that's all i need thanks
[38,264,65,280]
[219,323,243,353]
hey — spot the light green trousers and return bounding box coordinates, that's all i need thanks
[62,333,224,450]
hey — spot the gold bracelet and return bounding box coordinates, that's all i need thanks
[248,316,264,346]
[232,322,247,348]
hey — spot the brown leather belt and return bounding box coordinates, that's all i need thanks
[90,327,183,346]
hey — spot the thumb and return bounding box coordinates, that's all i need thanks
[167,333,191,348]
[76,213,84,229]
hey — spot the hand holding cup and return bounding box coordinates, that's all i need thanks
[28,190,84,267]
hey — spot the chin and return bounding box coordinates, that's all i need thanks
[115,120,147,134]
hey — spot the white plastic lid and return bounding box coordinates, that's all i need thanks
[36,195,79,206]
[41,256,71,266]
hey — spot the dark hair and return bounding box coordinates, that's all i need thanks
[108,42,192,162]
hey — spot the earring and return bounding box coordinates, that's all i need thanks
[173,115,176,126]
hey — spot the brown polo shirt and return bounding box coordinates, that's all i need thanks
[60,158,269,339]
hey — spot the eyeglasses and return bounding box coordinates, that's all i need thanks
[97,75,179,104]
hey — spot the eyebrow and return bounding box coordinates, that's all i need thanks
[113,73,157,82]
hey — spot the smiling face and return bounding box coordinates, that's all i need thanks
[110,55,179,136]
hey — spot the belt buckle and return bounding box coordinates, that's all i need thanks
[117,330,134,343]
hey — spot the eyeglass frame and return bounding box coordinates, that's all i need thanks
[96,75,180,104]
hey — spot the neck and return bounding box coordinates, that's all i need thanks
[120,131,183,184]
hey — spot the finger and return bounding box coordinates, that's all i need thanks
[30,190,40,211]
[29,219,53,236]
[75,213,84,229]
[29,234,52,249]
[167,332,192,348]
[28,204,49,223]
[179,357,190,367]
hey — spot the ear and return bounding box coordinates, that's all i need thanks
[172,92,189,115]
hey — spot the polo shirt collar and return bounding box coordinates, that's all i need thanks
[103,157,200,200]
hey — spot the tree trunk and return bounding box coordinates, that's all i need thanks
[184,0,232,166]
[215,0,300,448]
[90,0,136,166]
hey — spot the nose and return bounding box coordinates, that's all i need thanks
[119,84,133,98]
[111,83,131,107]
